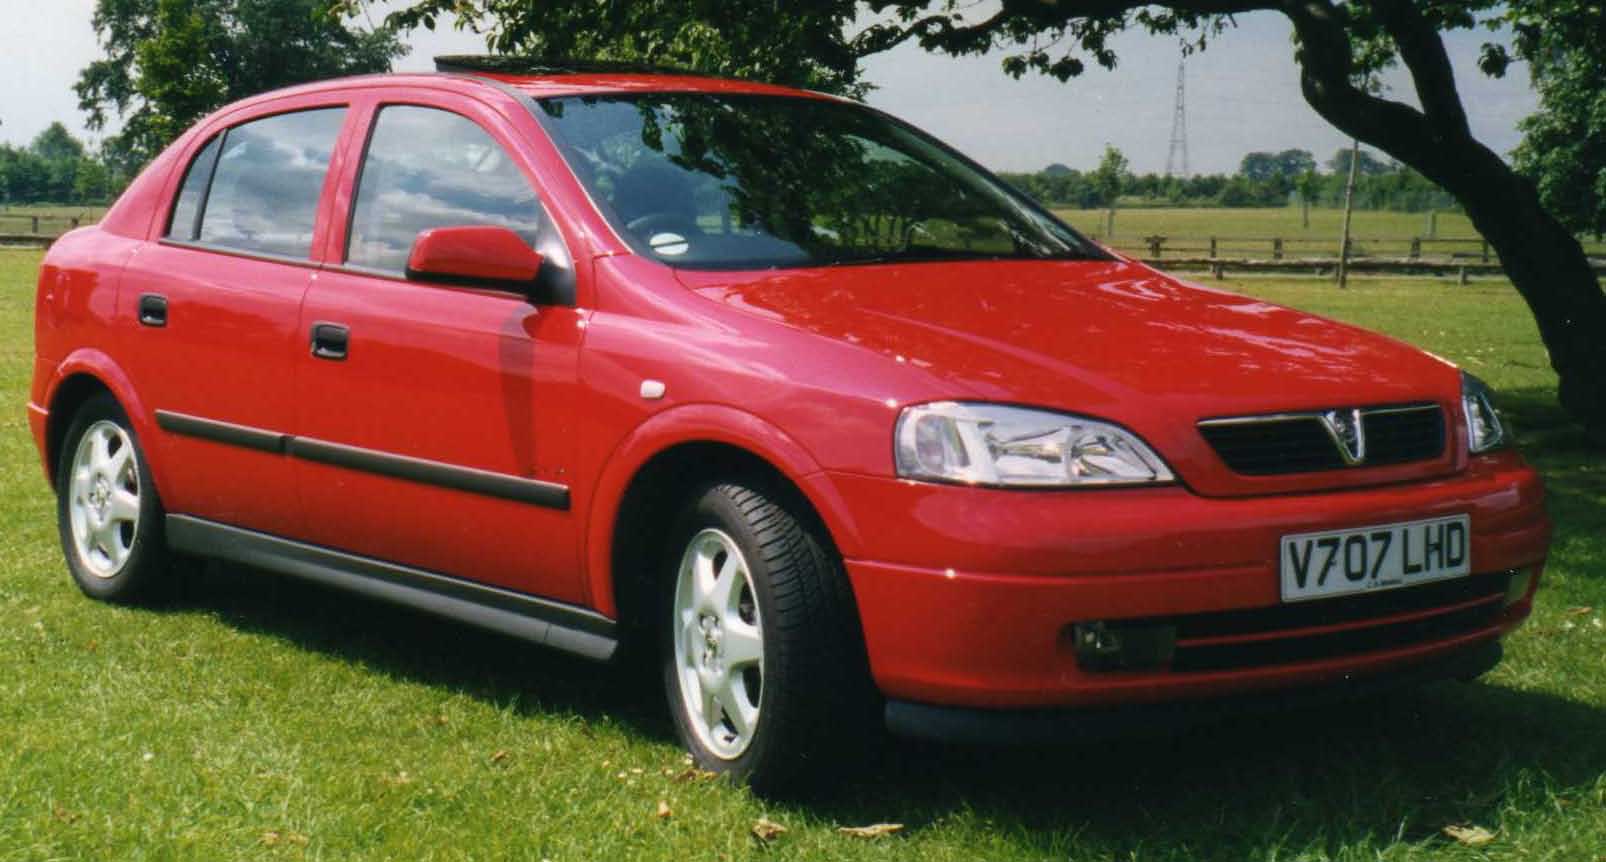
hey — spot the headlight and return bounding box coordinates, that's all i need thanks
[894,402,1175,488]
[1461,371,1508,453]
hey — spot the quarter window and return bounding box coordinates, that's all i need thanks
[166,135,221,241]
[347,106,543,273]
[187,108,347,258]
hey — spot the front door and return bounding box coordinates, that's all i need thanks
[292,102,586,602]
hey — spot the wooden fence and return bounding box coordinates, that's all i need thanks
[0,212,95,248]
[1109,234,1509,263]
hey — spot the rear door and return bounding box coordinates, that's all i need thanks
[122,106,350,536]
[291,96,587,602]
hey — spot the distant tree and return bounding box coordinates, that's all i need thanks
[31,123,87,163]
[1295,168,1322,228]
[1091,145,1129,209]
[1042,162,1073,177]
[76,0,407,169]
[1500,4,1606,237]
[1091,144,1128,234]
[1239,151,1280,182]
[1327,147,1391,178]
[1273,148,1316,178]
[73,157,111,203]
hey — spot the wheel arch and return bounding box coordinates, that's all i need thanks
[41,351,162,489]
[585,405,865,631]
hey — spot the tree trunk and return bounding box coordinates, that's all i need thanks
[1452,151,1606,437]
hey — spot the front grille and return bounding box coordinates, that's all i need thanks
[1083,571,1511,674]
[1199,403,1444,475]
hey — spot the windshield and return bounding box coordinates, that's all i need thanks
[536,93,1104,269]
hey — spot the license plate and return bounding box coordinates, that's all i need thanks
[1280,514,1470,603]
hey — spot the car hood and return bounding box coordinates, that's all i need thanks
[676,258,1457,420]
[676,259,1464,496]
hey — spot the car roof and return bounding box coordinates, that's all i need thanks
[197,65,844,131]
[431,54,841,101]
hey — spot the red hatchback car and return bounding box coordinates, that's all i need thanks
[30,58,1551,789]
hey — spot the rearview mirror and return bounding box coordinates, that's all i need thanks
[405,225,544,289]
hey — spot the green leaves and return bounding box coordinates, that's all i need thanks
[75,0,408,167]
[1505,0,1606,235]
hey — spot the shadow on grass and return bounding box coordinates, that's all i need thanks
[155,558,1606,860]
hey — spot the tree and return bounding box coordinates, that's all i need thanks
[76,0,407,168]
[1240,151,1281,181]
[1327,146,1390,177]
[1241,148,1314,181]
[1500,4,1606,238]
[30,123,87,163]
[366,0,1606,438]
[1295,168,1321,227]
[1091,144,1129,235]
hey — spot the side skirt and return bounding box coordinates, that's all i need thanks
[166,515,617,662]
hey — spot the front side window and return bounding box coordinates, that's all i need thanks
[536,94,1103,269]
[347,105,543,273]
[193,108,347,258]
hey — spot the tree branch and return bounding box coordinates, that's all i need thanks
[1370,0,1472,140]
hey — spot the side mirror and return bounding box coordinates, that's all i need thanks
[405,225,544,290]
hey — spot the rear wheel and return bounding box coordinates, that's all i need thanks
[55,394,169,603]
[661,480,873,792]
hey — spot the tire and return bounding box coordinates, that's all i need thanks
[660,480,874,793]
[55,393,169,603]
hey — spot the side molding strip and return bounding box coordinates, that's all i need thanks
[155,410,288,454]
[154,410,569,510]
[166,515,617,661]
[288,437,569,509]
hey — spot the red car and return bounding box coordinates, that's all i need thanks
[29,58,1550,789]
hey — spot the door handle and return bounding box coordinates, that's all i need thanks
[310,322,349,360]
[138,294,168,327]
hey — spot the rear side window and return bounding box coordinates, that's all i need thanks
[346,105,543,273]
[166,135,222,240]
[178,108,346,258]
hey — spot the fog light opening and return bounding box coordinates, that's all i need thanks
[1503,568,1533,607]
[1072,621,1176,671]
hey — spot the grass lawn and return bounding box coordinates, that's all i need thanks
[2,248,1603,860]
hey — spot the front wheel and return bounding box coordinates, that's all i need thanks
[55,393,169,603]
[661,481,873,792]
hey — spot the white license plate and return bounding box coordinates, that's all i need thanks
[1280,514,1471,603]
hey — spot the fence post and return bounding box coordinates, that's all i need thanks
[32,216,40,234]
[1209,236,1217,259]
[1410,238,1421,259]
[1273,238,1284,260]
[1458,266,1469,286]
[1481,240,1490,262]
[71,217,80,229]
[1146,235,1164,259]
[1212,261,1225,280]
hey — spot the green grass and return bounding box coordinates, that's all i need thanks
[2,248,1603,860]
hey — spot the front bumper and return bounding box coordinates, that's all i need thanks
[885,639,1503,745]
[830,450,1550,712]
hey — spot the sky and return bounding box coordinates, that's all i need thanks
[0,2,1538,176]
